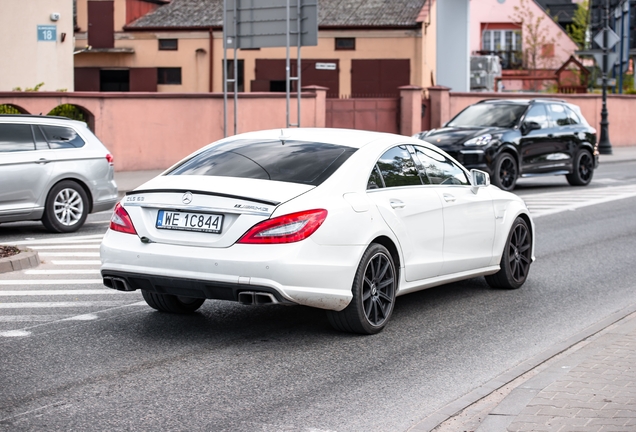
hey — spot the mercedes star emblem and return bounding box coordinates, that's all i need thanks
[182,192,193,205]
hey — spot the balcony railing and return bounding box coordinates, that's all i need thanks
[475,50,523,70]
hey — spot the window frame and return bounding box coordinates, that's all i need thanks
[157,67,182,85]
[158,39,178,51]
[335,38,356,51]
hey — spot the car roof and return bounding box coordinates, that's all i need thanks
[213,128,406,150]
[0,114,87,128]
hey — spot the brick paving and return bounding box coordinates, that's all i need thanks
[476,313,636,432]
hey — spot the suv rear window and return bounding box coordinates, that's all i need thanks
[168,139,357,186]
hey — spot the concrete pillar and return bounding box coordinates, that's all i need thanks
[302,85,328,128]
[428,86,451,129]
[398,85,423,136]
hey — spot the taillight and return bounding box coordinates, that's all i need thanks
[106,154,114,166]
[109,202,137,235]
[238,209,328,244]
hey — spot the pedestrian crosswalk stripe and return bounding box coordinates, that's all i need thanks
[28,244,100,250]
[0,301,133,309]
[50,260,102,265]
[24,269,101,275]
[0,289,119,296]
[0,315,67,322]
[6,234,104,246]
[38,252,100,257]
[0,279,103,285]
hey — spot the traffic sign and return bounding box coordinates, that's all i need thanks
[593,28,620,50]
[593,52,619,71]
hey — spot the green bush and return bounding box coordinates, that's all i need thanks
[0,104,22,114]
[47,104,86,123]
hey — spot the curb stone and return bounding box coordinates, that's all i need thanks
[0,246,40,273]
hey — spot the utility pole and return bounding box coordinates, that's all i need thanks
[598,0,613,155]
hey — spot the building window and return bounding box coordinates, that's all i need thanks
[158,68,182,85]
[481,29,522,69]
[223,60,244,92]
[100,69,129,91]
[158,39,178,50]
[335,38,355,50]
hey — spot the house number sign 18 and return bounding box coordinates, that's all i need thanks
[37,25,57,42]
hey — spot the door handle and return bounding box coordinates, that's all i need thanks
[390,199,405,209]
[37,158,49,164]
[443,193,456,202]
[547,134,554,138]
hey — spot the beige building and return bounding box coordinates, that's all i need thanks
[73,0,435,95]
[0,0,74,92]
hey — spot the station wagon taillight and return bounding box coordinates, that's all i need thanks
[106,154,114,166]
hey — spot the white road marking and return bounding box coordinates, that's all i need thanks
[51,260,102,265]
[38,252,100,257]
[0,279,103,285]
[521,184,636,218]
[0,315,67,322]
[5,234,104,245]
[64,314,99,321]
[24,269,101,275]
[0,330,31,337]
[0,289,119,296]
[28,245,100,250]
[0,301,136,309]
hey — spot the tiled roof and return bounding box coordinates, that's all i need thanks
[128,0,426,29]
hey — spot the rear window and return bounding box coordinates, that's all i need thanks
[39,125,86,149]
[168,139,357,186]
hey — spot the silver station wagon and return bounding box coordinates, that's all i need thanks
[0,115,118,232]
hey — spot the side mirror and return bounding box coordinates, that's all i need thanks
[470,169,490,193]
[520,121,541,136]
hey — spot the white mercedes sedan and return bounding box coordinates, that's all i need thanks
[100,128,534,334]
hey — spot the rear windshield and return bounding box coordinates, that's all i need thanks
[447,104,528,128]
[167,139,357,186]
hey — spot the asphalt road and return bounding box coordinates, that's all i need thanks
[1,161,636,432]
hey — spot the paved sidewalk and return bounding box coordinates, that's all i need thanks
[413,308,636,432]
[476,311,636,432]
[113,146,636,193]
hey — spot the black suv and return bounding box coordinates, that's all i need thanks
[414,99,598,191]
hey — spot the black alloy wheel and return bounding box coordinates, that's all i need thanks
[327,243,397,334]
[493,153,518,191]
[485,217,532,289]
[566,149,594,186]
[141,290,205,313]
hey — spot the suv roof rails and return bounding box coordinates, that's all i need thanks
[0,114,73,121]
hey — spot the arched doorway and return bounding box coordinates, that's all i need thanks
[47,104,95,131]
[0,104,29,114]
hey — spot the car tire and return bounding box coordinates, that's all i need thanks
[492,153,518,192]
[41,180,89,233]
[566,149,594,186]
[485,217,532,290]
[141,290,205,314]
[326,243,397,335]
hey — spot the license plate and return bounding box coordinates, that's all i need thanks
[156,210,223,233]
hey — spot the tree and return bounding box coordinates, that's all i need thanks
[510,0,561,70]
[567,0,590,50]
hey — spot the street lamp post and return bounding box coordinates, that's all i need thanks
[598,0,613,155]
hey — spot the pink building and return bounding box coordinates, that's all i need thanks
[470,0,580,90]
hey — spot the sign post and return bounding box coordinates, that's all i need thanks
[223,0,318,135]
[593,0,617,155]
